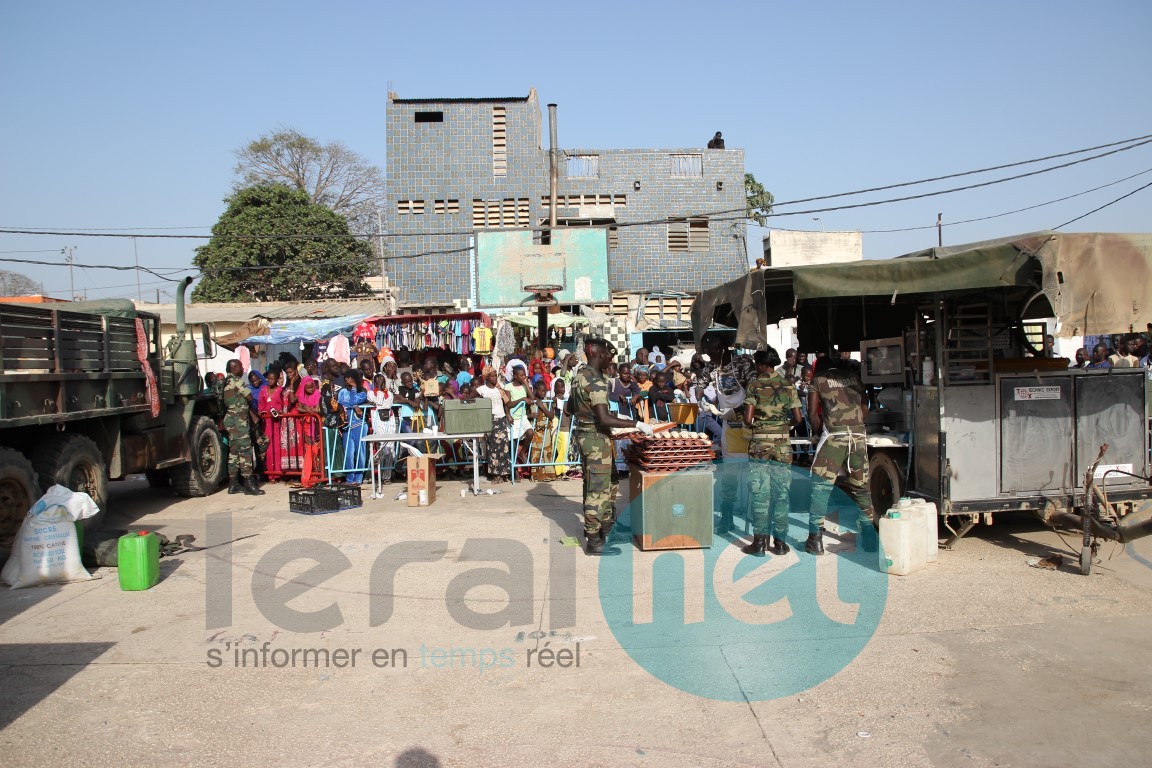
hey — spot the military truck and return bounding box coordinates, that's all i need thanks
[0,277,226,556]
[693,232,1152,558]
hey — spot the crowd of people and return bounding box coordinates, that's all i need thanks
[204,329,851,495]
[1066,332,1151,370]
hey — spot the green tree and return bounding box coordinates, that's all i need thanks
[192,185,374,302]
[745,172,775,226]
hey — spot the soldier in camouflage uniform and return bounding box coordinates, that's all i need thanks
[806,356,875,554]
[570,338,654,555]
[742,350,802,556]
[219,360,265,496]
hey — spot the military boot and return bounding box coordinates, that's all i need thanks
[714,504,734,534]
[228,475,243,494]
[769,537,791,556]
[741,534,768,557]
[858,522,879,553]
[598,523,622,555]
[586,531,604,556]
[243,475,266,496]
[805,529,825,555]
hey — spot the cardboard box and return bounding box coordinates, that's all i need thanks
[407,453,444,507]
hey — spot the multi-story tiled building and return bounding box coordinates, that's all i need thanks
[385,89,748,316]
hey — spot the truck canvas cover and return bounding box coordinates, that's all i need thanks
[693,232,1152,347]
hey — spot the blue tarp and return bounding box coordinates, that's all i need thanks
[241,315,368,345]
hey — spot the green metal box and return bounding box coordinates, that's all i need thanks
[442,399,494,435]
[627,468,714,550]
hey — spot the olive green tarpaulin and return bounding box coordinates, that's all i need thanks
[692,232,1152,347]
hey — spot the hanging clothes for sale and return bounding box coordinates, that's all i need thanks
[327,334,351,365]
[494,317,516,357]
[357,312,491,356]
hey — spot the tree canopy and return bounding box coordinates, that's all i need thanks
[192,185,374,303]
[0,269,44,297]
[745,172,775,227]
[233,128,384,232]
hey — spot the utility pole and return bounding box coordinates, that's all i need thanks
[132,237,142,302]
[543,103,559,352]
[376,206,386,301]
[63,246,76,301]
[936,213,943,247]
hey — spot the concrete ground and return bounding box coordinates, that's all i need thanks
[1,473,1151,768]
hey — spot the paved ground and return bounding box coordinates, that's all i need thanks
[1,474,1151,768]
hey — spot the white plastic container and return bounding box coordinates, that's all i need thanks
[879,510,928,575]
[911,499,939,563]
[896,497,939,563]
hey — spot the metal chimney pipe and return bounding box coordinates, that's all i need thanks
[548,104,558,229]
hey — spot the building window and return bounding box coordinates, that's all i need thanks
[414,111,443,123]
[433,199,460,214]
[669,154,703,177]
[472,198,530,228]
[397,199,426,215]
[668,217,709,251]
[492,107,507,177]
[538,193,626,208]
[565,155,599,178]
[541,219,618,249]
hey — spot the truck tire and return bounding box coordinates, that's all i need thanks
[171,416,226,497]
[0,447,40,556]
[32,434,108,530]
[869,451,903,524]
[144,469,171,489]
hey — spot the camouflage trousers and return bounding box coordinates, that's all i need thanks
[748,437,792,537]
[810,434,873,533]
[222,413,254,479]
[573,429,619,535]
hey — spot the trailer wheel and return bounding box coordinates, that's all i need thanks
[171,416,226,497]
[869,451,903,523]
[144,469,171,489]
[0,447,40,556]
[32,434,108,530]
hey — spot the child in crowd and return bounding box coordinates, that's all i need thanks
[526,379,557,481]
[650,370,677,422]
[635,367,653,422]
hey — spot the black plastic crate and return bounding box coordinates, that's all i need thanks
[333,484,362,509]
[289,487,342,515]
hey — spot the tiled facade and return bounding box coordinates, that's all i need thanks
[385,90,747,307]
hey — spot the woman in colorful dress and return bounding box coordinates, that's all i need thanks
[527,378,557,481]
[338,369,369,484]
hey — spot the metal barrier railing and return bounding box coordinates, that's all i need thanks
[259,412,325,484]
[508,398,581,483]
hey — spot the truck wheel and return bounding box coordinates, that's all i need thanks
[32,434,108,530]
[144,469,171,489]
[171,416,226,497]
[869,451,903,524]
[0,447,40,555]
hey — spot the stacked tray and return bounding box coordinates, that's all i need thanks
[623,430,716,472]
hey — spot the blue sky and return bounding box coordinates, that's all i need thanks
[1,0,1149,301]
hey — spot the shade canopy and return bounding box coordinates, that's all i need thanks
[504,311,590,328]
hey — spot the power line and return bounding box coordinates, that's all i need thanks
[762,137,1152,218]
[1052,180,1152,230]
[0,256,191,281]
[847,167,1152,233]
[3,133,1150,242]
[770,132,1152,206]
